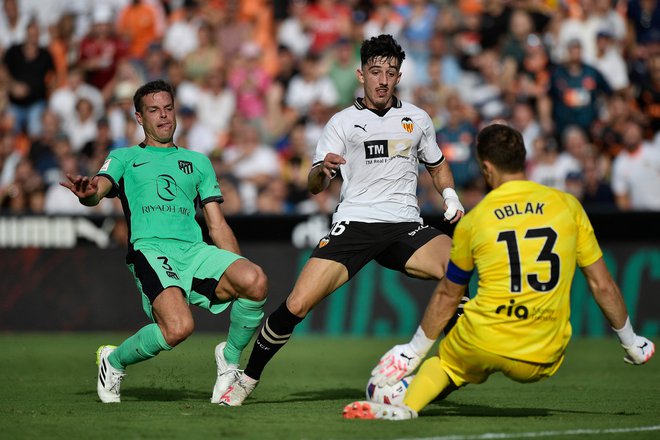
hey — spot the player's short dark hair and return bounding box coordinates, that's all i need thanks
[133,79,175,114]
[476,123,526,173]
[360,34,405,68]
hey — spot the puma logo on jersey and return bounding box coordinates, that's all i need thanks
[354,124,367,132]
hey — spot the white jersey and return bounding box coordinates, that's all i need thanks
[313,97,445,223]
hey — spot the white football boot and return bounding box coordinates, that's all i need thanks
[211,342,241,403]
[218,372,258,406]
[96,345,126,403]
[342,401,417,420]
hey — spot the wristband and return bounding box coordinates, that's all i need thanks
[613,316,636,347]
[442,187,459,200]
[409,325,435,356]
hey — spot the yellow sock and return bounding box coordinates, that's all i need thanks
[403,356,452,413]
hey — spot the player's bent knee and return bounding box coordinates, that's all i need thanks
[285,296,311,319]
[161,319,194,347]
[237,263,268,301]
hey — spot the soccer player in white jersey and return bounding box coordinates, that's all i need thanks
[216,34,466,406]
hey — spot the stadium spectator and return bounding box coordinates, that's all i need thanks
[48,66,104,124]
[425,30,462,88]
[500,8,536,70]
[78,6,126,92]
[326,37,360,109]
[362,1,404,41]
[255,177,292,214]
[220,119,281,214]
[540,38,612,140]
[510,99,542,162]
[27,109,63,187]
[636,53,660,143]
[591,30,630,93]
[276,0,311,58]
[195,67,235,146]
[0,156,44,213]
[435,92,480,190]
[162,0,202,62]
[0,130,20,188]
[0,0,28,53]
[611,119,660,211]
[173,105,218,156]
[395,0,439,79]
[216,34,466,407]
[228,42,272,121]
[63,97,99,153]
[138,42,169,83]
[182,21,222,84]
[303,0,352,55]
[47,10,78,87]
[285,52,339,115]
[60,79,268,405]
[528,135,578,191]
[80,117,117,175]
[579,154,616,212]
[348,123,655,420]
[625,0,660,47]
[278,120,314,209]
[2,19,54,138]
[116,0,165,60]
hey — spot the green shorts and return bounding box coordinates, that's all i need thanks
[126,239,244,320]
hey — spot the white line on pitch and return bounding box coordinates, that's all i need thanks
[397,425,660,440]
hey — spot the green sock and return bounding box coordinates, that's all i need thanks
[108,323,172,370]
[224,298,266,365]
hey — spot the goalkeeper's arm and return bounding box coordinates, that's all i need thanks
[370,275,466,386]
[581,257,655,365]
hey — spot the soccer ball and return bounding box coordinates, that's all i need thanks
[365,375,415,406]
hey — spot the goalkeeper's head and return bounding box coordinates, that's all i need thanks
[475,122,527,188]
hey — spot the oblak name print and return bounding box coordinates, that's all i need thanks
[493,202,545,220]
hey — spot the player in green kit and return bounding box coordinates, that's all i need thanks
[61,80,268,404]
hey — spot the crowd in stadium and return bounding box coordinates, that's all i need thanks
[0,0,659,217]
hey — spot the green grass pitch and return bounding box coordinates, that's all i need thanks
[0,334,658,440]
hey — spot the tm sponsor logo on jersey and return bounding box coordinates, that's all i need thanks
[364,139,413,164]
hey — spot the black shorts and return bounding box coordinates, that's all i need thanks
[310,221,445,279]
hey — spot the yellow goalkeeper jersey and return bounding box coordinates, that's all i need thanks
[447,180,602,363]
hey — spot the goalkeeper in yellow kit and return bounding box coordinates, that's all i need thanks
[344,123,655,420]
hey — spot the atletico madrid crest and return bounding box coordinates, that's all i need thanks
[401,117,414,133]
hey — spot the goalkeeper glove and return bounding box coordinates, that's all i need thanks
[370,326,435,386]
[622,336,655,365]
[613,317,655,365]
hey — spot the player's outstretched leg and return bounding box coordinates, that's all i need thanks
[96,345,126,403]
[342,401,417,420]
[218,372,259,406]
[211,341,242,403]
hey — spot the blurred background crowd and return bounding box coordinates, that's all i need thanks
[0,0,659,220]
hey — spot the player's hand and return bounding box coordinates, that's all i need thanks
[370,343,422,387]
[442,188,465,223]
[60,173,99,200]
[622,336,655,365]
[322,153,346,179]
